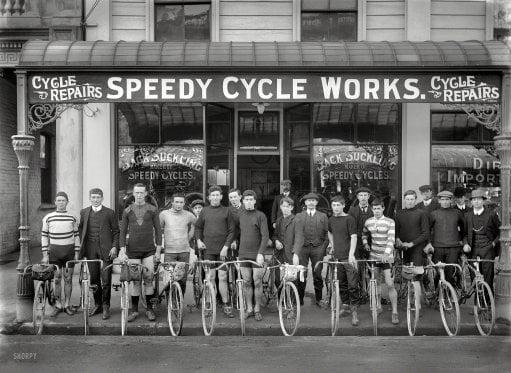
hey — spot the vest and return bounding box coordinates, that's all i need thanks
[472,213,492,248]
[87,209,101,243]
[304,213,320,246]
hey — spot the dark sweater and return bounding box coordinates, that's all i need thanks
[395,206,429,250]
[120,203,162,254]
[430,208,465,248]
[195,205,234,254]
[238,209,270,259]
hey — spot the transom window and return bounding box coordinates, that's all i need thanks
[155,1,211,41]
[301,0,357,41]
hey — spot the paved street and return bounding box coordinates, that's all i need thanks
[1,335,509,372]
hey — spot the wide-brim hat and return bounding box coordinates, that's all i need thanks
[418,184,433,192]
[470,189,488,200]
[437,190,453,198]
[302,192,320,201]
[355,187,372,195]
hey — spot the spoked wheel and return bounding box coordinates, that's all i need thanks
[262,267,277,308]
[406,281,419,336]
[237,280,246,336]
[201,282,216,336]
[120,281,129,336]
[82,281,92,336]
[423,268,437,307]
[331,281,340,336]
[33,281,46,335]
[369,280,378,336]
[168,281,184,336]
[474,280,495,336]
[278,282,300,336]
[439,280,460,336]
[324,265,333,309]
[192,265,204,309]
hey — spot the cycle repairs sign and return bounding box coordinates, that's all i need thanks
[27,73,501,104]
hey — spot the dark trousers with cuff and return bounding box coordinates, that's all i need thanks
[296,244,325,304]
[85,241,112,308]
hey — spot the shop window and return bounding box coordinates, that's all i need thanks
[162,103,203,144]
[40,133,55,204]
[155,1,210,41]
[118,103,160,145]
[313,103,354,144]
[431,112,500,197]
[301,0,357,41]
[356,103,400,143]
[238,111,279,151]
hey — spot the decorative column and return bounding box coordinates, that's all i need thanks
[11,134,35,323]
[495,72,511,324]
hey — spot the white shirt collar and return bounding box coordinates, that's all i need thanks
[473,207,484,216]
[457,204,466,209]
[423,199,431,207]
[307,209,316,216]
[92,205,103,212]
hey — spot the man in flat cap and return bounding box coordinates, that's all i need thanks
[428,190,466,287]
[462,189,501,290]
[293,192,329,306]
[271,180,298,229]
[417,185,440,215]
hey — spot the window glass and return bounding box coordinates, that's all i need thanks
[313,103,354,144]
[238,111,279,151]
[357,103,400,143]
[162,103,203,144]
[118,103,160,145]
[301,12,356,41]
[431,112,479,142]
[185,4,210,40]
[155,4,210,41]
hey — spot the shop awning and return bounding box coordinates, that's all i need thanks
[18,40,511,70]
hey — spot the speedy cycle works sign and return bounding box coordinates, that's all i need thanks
[27,72,501,104]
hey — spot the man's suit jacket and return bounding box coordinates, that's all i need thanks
[292,211,329,256]
[271,193,299,224]
[79,206,120,261]
[464,208,500,253]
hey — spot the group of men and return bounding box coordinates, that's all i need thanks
[40,180,500,326]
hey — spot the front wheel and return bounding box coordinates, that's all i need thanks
[331,281,340,336]
[33,281,46,335]
[168,281,184,336]
[474,280,495,336]
[201,281,216,336]
[120,281,129,336]
[439,280,460,336]
[82,281,92,336]
[406,281,419,336]
[369,280,378,336]
[278,282,300,336]
[237,280,246,336]
[192,265,204,309]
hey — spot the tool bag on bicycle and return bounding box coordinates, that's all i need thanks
[31,264,55,281]
[120,263,142,282]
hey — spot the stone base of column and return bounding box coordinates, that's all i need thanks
[15,271,34,323]
[495,269,511,325]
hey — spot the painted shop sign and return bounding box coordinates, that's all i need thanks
[28,73,501,104]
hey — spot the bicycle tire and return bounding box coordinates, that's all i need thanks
[324,264,333,308]
[406,281,419,336]
[228,264,237,309]
[423,267,437,307]
[82,280,90,336]
[237,280,246,336]
[121,281,129,336]
[201,281,216,336]
[370,280,378,336]
[439,280,460,336]
[33,281,46,335]
[168,281,184,336]
[192,264,204,309]
[278,282,300,336]
[474,280,495,336]
[331,281,340,336]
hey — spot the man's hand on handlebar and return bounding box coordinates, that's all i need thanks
[256,253,265,266]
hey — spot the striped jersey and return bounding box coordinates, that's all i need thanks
[41,211,80,253]
[362,216,395,261]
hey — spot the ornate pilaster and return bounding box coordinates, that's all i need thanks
[11,134,35,322]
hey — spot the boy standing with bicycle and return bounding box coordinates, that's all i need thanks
[328,196,359,326]
[362,199,399,325]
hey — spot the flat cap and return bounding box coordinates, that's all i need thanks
[355,187,372,195]
[470,189,487,200]
[302,192,320,201]
[437,190,453,198]
[418,185,433,192]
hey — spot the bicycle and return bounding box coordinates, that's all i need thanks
[65,259,103,335]
[261,250,281,309]
[398,263,424,336]
[195,259,224,336]
[459,256,496,336]
[191,249,205,311]
[217,260,262,336]
[24,263,59,335]
[424,255,462,336]
[357,259,383,336]
[104,261,148,336]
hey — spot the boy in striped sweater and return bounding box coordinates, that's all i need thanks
[41,191,80,316]
[362,199,399,325]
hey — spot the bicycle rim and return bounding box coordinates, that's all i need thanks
[33,282,46,335]
[193,266,203,309]
[406,282,418,336]
[238,281,246,336]
[331,281,340,336]
[370,281,378,336]
[279,282,300,336]
[439,281,460,336]
[474,281,495,336]
[325,265,332,307]
[201,282,216,336]
[168,281,184,336]
[121,282,129,336]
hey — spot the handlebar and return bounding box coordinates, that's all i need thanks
[102,261,148,273]
[314,260,350,270]
[217,260,262,271]
[424,261,462,273]
[66,259,103,270]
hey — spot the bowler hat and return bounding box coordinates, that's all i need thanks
[453,187,466,198]
[470,189,487,200]
[355,187,372,195]
[418,185,433,193]
[437,190,453,198]
[302,192,319,201]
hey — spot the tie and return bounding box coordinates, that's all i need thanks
[362,207,366,213]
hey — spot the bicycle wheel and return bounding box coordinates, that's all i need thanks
[406,281,419,336]
[369,280,378,336]
[331,281,340,336]
[168,281,184,336]
[120,281,129,336]
[228,265,237,309]
[278,282,300,336]
[33,281,46,335]
[324,264,333,309]
[439,280,460,336]
[474,280,495,336]
[423,267,437,307]
[237,280,246,336]
[82,280,91,336]
[262,267,277,308]
[192,264,204,309]
[201,281,216,336]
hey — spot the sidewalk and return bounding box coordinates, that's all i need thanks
[1,246,510,336]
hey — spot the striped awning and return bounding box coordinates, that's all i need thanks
[18,40,511,70]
